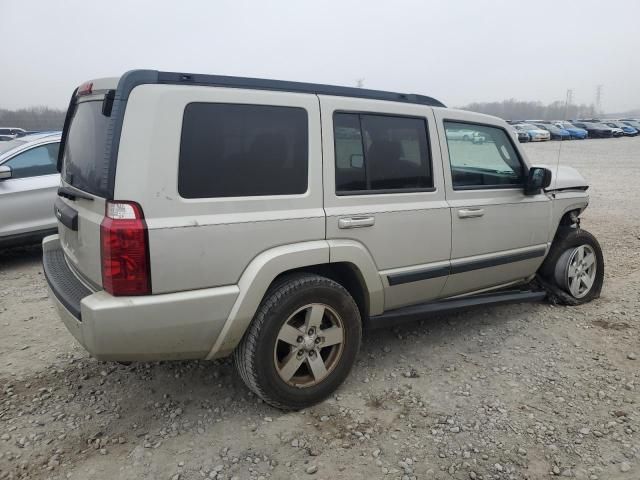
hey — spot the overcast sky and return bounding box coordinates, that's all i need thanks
[2,0,639,112]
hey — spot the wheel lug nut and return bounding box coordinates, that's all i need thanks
[308,328,314,336]
[297,336,303,343]
[315,337,321,344]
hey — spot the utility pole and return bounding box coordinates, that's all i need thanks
[356,78,365,88]
[595,85,603,115]
[564,89,573,119]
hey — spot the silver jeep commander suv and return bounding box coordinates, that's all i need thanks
[44,70,603,410]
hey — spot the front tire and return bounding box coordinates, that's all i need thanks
[539,227,604,305]
[234,273,362,410]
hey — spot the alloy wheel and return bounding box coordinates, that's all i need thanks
[273,303,345,388]
[556,244,597,299]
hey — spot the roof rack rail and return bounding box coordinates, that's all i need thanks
[116,70,446,108]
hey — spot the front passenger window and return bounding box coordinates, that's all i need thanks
[5,143,59,179]
[444,122,523,189]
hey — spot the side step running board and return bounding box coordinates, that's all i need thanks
[366,289,547,330]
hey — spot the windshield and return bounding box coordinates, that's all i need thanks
[518,123,539,130]
[62,100,111,196]
[0,139,27,156]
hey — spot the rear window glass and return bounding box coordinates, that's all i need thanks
[62,100,110,197]
[178,103,308,198]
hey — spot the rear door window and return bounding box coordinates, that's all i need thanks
[5,143,59,179]
[334,113,432,194]
[62,100,111,197]
[178,103,308,198]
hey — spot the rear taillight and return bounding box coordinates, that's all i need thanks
[77,81,93,96]
[100,201,151,296]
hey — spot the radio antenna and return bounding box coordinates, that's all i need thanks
[554,89,572,189]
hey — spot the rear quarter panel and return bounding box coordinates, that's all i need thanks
[114,85,325,294]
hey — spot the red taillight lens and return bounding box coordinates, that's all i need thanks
[77,81,93,96]
[100,201,151,296]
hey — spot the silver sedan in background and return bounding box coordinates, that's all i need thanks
[0,132,61,248]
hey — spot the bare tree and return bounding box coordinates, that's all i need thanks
[0,107,66,131]
[460,99,597,121]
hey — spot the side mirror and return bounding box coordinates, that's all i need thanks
[524,167,552,195]
[0,165,12,181]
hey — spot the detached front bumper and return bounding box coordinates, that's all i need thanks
[42,235,239,361]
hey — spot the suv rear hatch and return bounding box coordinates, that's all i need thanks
[56,79,119,289]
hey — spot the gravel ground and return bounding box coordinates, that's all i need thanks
[1,137,639,480]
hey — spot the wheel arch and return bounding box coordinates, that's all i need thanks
[549,194,589,244]
[205,240,383,359]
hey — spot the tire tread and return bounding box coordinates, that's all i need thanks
[539,227,604,305]
[234,273,358,410]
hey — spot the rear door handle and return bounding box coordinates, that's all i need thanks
[458,208,485,219]
[338,216,375,229]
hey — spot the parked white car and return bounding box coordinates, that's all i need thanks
[513,123,551,142]
[0,127,26,138]
[44,71,602,409]
[0,132,61,248]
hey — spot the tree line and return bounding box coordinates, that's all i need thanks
[0,107,65,131]
[460,99,598,121]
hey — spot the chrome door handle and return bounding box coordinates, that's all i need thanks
[338,216,375,229]
[458,208,485,219]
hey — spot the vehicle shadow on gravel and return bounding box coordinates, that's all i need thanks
[0,244,42,272]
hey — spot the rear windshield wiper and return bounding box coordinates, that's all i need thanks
[58,186,94,201]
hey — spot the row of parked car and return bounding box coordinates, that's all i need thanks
[507,118,640,142]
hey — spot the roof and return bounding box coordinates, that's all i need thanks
[113,70,446,108]
[0,132,61,159]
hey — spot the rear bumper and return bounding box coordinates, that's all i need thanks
[43,235,239,361]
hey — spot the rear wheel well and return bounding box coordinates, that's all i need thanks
[270,263,369,321]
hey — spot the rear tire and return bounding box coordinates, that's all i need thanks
[539,227,604,305]
[234,273,362,410]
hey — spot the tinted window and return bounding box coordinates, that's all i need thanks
[334,113,432,194]
[444,122,524,189]
[179,103,308,198]
[5,143,59,179]
[62,100,111,197]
